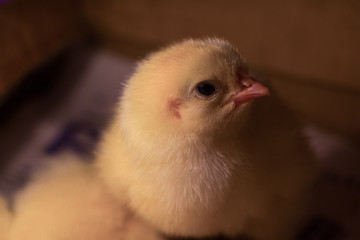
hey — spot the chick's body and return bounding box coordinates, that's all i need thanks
[97,39,316,239]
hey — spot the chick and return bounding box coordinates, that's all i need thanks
[97,38,316,240]
[7,157,163,240]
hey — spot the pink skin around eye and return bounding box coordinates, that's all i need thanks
[167,98,182,119]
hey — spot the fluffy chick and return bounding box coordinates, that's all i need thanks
[97,38,316,240]
[7,156,163,240]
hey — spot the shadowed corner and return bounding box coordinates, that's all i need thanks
[0,0,12,4]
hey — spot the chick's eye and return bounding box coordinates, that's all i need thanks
[196,82,216,97]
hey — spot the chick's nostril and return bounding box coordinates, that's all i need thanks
[240,78,254,89]
[237,72,255,90]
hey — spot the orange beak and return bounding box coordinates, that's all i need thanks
[227,77,270,106]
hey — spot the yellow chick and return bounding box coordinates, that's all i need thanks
[6,157,163,240]
[97,38,316,240]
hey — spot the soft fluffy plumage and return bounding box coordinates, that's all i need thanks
[97,38,316,239]
[6,157,162,240]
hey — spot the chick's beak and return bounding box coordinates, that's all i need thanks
[231,77,270,106]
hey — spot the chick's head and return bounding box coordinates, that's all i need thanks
[120,38,269,138]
